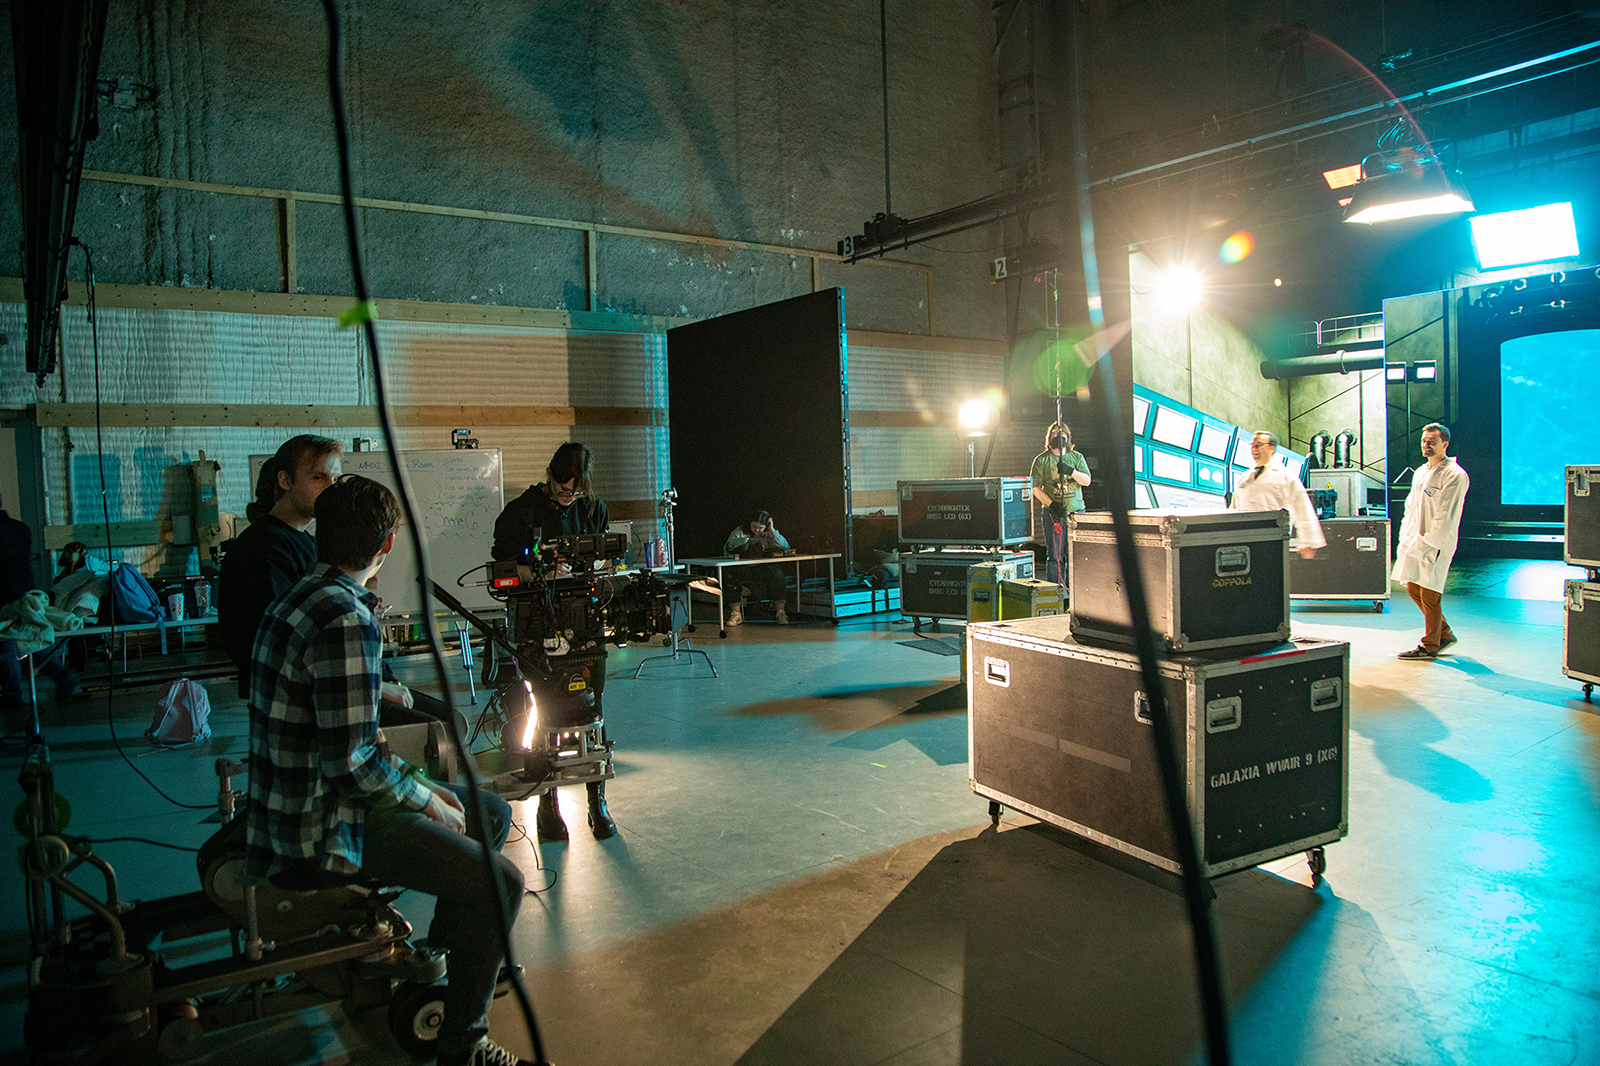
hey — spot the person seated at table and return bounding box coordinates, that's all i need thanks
[722,510,792,626]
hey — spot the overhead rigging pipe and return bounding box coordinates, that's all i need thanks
[1259,349,1386,379]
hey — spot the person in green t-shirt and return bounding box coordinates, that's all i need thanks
[1029,422,1090,584]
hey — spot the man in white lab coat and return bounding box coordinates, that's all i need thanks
[1392,423,1470,660]
[1229,431,1326,559]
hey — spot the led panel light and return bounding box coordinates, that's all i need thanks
[1323,164,1362,189]
[1470,202,1580,269]
[1385,364,1407,382]
[1412,361,1438,382]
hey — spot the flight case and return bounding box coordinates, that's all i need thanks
[1562,579,1600,698]
[968,615,1349,880]
[1565,466,1600,568]
[1289,517,1391,612]
[898,478,1031,547]
[1068,509,1291,652]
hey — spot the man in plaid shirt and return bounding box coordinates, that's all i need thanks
[246,475,531,1066]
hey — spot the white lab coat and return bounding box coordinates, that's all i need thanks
[1391,457,1470,592]
[1230,465,1326,551]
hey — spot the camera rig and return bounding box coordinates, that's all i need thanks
[469,534,675,792]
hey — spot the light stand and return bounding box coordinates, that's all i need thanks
[633,487,717,679]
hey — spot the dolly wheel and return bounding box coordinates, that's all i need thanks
[1584,683,1593,701]
[1308,846,1326,888]
[988,800,1001,825]
[1374,601,1384,614]
[388,980,446,1058]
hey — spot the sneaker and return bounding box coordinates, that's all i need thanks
[1397,646,1437,660]
[438,1036,535,1066]
[727,605,744,627]
[775,605,789,625]
[1437,633,1458,652]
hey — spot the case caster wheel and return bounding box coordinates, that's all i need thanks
[388,980,446,1058]
[1373,601,1384,614]
[988,800,1001,826]
[686,624,697,633]
[1307,846,1326,888]
[1584,683,1593,701]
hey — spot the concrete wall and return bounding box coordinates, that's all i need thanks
[1129,250,1286,442]
[1,0,1006,334]
[0,1,1029,568]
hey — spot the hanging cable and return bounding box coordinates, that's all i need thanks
[1067,5,1232,1062]
[74,239,209,811]
[320,4,547,1060]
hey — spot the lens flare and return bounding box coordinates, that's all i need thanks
[520,680,538,750]
[1219,231,1255,264]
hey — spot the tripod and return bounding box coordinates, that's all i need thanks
[634,487,717,679]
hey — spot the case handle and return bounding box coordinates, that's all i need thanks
[1205,696,1241,732]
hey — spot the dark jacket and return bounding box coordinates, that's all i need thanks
[217,514,316,698]
[491,483,609,561]
[0,511,35,608]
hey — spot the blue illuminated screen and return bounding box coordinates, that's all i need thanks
[1501,329,1600,505]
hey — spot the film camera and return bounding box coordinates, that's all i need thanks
[488,532,672,655]
[486,533,673,788]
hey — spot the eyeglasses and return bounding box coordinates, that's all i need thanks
[552,480,583,498]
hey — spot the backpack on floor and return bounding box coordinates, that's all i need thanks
[146,678,212,746]
[110,563,164,624]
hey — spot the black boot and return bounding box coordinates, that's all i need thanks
[587,781,616,839]
[535,789,568,841]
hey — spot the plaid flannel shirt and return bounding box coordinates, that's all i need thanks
[245,562,431,878]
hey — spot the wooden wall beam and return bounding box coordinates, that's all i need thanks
[35,403,669,429]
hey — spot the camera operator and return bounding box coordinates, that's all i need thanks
[1030,422,1090,585]
[491,442,617,840]
[722,510,792,626]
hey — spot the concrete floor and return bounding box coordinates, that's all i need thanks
[3,557,1599,1065]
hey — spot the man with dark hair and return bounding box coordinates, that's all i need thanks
[247,475,530,1066]
[219,435,443,724]
[492,441,609,559]
[1393,422,1470,661]
[1230,431,1325,559]
[218,435,344,699]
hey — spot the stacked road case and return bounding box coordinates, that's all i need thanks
[968,618,1349,879]
[971,509,1348,883]
[1067,509,1291,652]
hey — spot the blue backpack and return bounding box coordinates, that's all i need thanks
[110,563,164,624]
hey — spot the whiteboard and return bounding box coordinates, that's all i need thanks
[248,449,504,614]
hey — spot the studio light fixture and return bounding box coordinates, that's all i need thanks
[1344,120,1473,225]
[1344,159,1474,224]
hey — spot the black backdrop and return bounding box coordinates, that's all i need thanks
[667,288,852,567]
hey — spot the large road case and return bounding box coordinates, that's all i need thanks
[1068,509,1290,652]
[1289,517,1391,611]
[1563,580,1600,698]
[1565,466,1600,568]
[898,478,1031,547]
[902,549,1032,627]
[969,615,1349,879]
